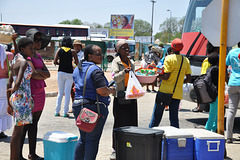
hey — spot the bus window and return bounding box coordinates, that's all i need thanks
[183,0,212,33]
[190,7,205,32]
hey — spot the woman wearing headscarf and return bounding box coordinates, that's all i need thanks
[54,36,79,117]
[110,40,137,160]
[0,44,14,139]
[72,44,115,160]
[18,28,51,160]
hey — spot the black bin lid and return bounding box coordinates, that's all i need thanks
[114,126,164,136]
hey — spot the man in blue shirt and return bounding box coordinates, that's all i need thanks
[226,42,240,143]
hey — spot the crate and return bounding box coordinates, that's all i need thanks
[154,126,194,160]
[43,131,78,160]
[114,126,164,160]
[182,129,225,160]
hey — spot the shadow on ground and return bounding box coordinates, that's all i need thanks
[186,117,240,134]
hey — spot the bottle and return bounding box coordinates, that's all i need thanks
[11,45,15,53]
[156,61,164,75]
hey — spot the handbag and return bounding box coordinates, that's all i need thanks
[156,56,184,106]
[76,65,101,133]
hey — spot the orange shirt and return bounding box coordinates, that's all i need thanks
[121,59,131,87]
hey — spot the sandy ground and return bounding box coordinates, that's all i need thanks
[45,70,113,93]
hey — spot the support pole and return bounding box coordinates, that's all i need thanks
[218,0,229,135]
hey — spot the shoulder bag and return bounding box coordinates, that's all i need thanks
[76,65,101,133]
[156,56,184,106]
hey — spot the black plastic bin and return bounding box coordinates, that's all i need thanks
[114,126,164,160]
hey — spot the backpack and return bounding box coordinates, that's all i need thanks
[193,66,218,104]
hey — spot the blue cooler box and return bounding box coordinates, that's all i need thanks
[154,126,194,160]
[183,129,225,160]
[43,131,78,160]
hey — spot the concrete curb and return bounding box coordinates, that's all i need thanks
[45,92,58,97]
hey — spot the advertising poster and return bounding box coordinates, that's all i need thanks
[110,14,134,40]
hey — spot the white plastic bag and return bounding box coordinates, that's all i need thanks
[125,71,145,99]
[140,59,148,68]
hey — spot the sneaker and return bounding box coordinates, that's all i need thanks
[63,114,69,117]
[226,138,233,144]
[109,151,116,160]
[192,107,203,112]
[54,113,60,116]
[68,109,73,113]
[0,132,7,139]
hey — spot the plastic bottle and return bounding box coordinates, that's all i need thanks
[156,61,164,75]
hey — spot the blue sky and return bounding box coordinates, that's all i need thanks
[0,0,189,34]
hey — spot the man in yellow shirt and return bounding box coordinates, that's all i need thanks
[149,38,192,128]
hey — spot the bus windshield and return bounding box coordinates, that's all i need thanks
[183,0,212,33]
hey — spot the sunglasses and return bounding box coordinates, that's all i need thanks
[120,46,129,50]
[34,38,43,42]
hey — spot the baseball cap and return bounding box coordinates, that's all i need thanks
[171,38,183,52]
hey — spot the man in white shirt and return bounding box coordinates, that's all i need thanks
[73,39,85,61]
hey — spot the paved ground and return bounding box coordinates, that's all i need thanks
[0,62,240,160]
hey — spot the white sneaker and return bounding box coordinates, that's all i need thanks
[109,151,116,160]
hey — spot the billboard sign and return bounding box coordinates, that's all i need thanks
[110,14,134,40]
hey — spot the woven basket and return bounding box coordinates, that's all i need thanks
[0,34,12,44]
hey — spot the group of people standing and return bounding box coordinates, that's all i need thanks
[0,28,51,160]
[1,27,240,160]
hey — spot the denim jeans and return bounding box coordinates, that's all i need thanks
[55,72,73,114]
[149,97,180,128]
[72,102,109,160]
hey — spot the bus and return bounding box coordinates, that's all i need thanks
[181,0,213,102]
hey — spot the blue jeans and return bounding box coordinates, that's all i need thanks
[149,98,180,128]
[72,102,109,160]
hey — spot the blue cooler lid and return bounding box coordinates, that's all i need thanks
[182,129,225,139]
[43,131,78,143]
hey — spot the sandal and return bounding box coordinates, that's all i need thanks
[28,154,44,160]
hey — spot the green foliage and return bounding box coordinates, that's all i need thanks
[134,19,151,37]
[156,16,185,43]
[59,19,83,25]
[104,22,110,29]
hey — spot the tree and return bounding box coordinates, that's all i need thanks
[59,20,71,24]
[134,19,151,37]
[71,19,83,25]
[156,16,185,43]
[104,22,110,29]
[59,19,83,25]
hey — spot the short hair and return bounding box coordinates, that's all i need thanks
[208,52,219,65]
[62,36,73,48]
[206,41,219,54]
[238,42,240,48]
[18,38,33,51]
[167,47,173,54]
[84,44,100,61]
